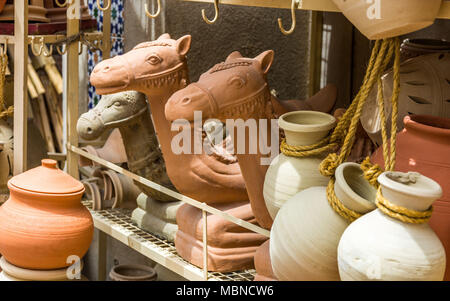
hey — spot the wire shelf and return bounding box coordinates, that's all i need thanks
[83,201,256,281]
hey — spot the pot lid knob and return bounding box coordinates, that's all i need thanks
[42,159,58,169]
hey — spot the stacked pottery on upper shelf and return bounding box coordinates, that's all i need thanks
[0,159,93,281]
[332,0,443,40]
[371,115,450,280]
[0,0,50,22]
[44,0,93,23]
[338,171,446,280]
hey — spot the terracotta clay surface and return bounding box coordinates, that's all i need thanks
[79,129,128,167]
[165,50,338,229]
[400,38,450,62]
[0,0,50,22]
[332,0,442,40]
[0,159,93,270]
[371,115,450,280]
[338,172,446,281]
[175,202,268,272]
[253,240,277,281]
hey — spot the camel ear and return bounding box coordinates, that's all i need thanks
[157,33,171,40]
[254,50,274,75]
[176,35,192,57]
[226,51,243,61]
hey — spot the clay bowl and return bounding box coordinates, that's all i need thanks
[109,264,157,281]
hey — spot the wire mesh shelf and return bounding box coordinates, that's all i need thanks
[83,201,256,281]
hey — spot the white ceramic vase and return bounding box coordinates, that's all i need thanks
[263,111,336,219]
[338,171,446,281]
[270,162,377,281]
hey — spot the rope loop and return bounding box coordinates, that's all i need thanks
[326,178,362,223]
[319,153,339,177]
[360,156,383,188]
[376,188,433,224]
[280,136,337,158]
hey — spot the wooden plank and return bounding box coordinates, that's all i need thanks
[102,3,111,59]
[69,145,271,238]
[0,19,97,35]
[181,0,450,19]
[65,0,81,179]
[13,0,28,174]
[308,11,323,97]
[181,0,339,12]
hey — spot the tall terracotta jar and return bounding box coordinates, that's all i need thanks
[263,111,336,219]
[0,159,93,270]
[338,171,446,281]
[371,115,450,280]
[270,162,377,280]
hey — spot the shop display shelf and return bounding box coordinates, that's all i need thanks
[181,0,450,19]
[83,201,256,281]
[0,31,103,45]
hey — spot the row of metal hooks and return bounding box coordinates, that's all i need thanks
[54,0,161,18]
[201,0,301,35]
[29,36,105,57]
[54,0,301,35]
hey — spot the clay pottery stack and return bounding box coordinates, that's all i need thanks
[371,115,450,280]
[361,53,450,147]
[332,0,442,40]
[263,111,336,219]
[109,264,157,281]
[0,159,93,273]
[44,0,93,23]
[0,120,13,203]
[338,171,446,281]
[270,162,377,280]
[0,0,6,13]
[0,0,50,23]
[0,257,87,281]
[400,38,450,62]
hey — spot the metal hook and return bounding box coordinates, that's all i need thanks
[54,0,68,7]
[278,0,300,35]
[30,37,44,56]
[56,43,67,55]
[202,0,219,25]
[79,41,84,55]
[145,0,161,19]
[97,0,111,11]
[1,38,8,56]
[43,44,54,57]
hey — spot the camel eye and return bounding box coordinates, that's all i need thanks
[113,101,121,107]
[147,55,162,65]
[228,76,245,88]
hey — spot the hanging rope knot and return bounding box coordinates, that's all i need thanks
[280,136,337,158]
[376,188,433,224]
[361,156,383,188]
[319,153,339,177]
[326,177,362,223]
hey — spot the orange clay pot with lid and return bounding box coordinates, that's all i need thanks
[0,159,93,270]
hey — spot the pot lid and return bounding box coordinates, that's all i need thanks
[9,159,84,195]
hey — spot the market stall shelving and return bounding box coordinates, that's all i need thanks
[181,0,450,19]
[9,0,450,282]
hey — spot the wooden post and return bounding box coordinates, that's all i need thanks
[97,2,111,281]
[308,11,323,97]
[202,209,208,280]
[13,0,29,174]
[66,0,80,179]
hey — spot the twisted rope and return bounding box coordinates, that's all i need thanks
[376,188,433,224]
[280,136,337,158]
[317,38,401,223]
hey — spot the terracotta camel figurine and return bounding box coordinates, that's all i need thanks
[88,34,336,271]
[164,50,338,278]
